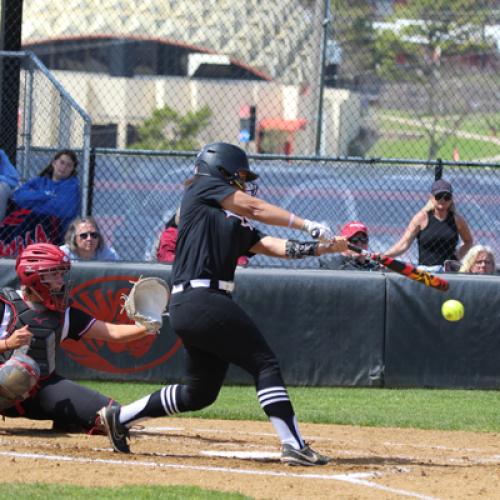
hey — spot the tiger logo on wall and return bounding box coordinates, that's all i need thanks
[63,275,182,373]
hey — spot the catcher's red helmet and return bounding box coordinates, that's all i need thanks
[16,243,71,312]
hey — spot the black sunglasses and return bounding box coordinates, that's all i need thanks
[435,193,452,201]
[349,235,369,244]
[78,231,99,240]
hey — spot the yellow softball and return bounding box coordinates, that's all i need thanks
[441,299,464,322]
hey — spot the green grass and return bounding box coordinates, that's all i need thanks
[368,134,500,161]
[371,110,500,160]
[80,381,500,433]
[0,484,251,499]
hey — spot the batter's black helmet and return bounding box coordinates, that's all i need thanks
[195,143,259,194]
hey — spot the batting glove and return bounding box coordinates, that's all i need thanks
[302,219,334,240]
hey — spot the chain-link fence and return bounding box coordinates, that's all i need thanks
[0,1,499,267]
[85,150,499,269]
[0,147,499,268]
[11,0,499,161]
[0,50,91,257]
[0,51,91,180]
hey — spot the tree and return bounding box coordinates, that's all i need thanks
[129,105,212,151]
[373,0,495,159]
[330,0,378,82]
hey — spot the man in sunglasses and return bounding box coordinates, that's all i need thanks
[319,221,381,271]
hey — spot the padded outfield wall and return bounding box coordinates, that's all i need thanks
[0,259,498,388]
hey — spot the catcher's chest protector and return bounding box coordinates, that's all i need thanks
[0,288,62,377]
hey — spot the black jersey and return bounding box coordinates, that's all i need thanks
[417,210,458,266]
[171,176,264,284]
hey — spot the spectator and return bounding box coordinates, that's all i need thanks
[0,149,20,221]
[60,216,119,261]
[11,149,80,225]
[156,208,180,264]
[0,150,81,256]
[156,207,248,266]
[459,245,496,275]
[319,220,381,271]
[384,179,473,272]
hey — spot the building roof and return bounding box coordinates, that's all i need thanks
[22,0,317,83]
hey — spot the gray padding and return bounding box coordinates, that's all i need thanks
[1,259,498,388]
[385,273,500,388]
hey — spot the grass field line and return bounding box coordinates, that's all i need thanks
[0,450,436,500]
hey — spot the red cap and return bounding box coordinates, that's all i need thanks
[340,221,368,238]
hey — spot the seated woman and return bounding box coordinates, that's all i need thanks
[459,245,496,275]
[0,150,80,256]
[60,216,120,261]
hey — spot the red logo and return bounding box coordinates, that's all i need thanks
[63,275,182,374]
[31,316,49,325]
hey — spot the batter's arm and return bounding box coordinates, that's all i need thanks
[220,191,306,230]
[250,236,347,258]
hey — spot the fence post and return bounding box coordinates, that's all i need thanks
[0,0,23,162]
[315,0,331,156]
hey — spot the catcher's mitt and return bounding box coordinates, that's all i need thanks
[121,277,170,332]
[0,353,40,410]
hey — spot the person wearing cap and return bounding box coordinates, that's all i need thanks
[384,179,473,271]
[319,221,381,271]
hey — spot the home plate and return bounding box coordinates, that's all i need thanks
[201,450,281,461]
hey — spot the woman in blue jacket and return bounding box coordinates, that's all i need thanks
[12,149,80,227]
[0,150,81,256]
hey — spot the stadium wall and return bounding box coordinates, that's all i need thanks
[0,259,497,388]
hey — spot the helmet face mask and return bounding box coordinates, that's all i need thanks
[16,244,71,312]
[224,169,258,197]
[195,143,259,196]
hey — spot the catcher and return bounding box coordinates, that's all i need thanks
[100,142,347,465]
[0,243,166,432]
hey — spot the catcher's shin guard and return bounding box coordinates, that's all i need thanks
[0,353,40,410]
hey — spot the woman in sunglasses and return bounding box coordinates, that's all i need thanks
[319,221,381,271]
[60,216,120,261]
[384,179,473,272]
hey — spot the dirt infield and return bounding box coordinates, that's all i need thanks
[1,417,498,499]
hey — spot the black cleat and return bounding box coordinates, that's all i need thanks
[280,443,331,466]
[98,405,130,453]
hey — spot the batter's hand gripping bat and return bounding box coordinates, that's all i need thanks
[347,243,449,291]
